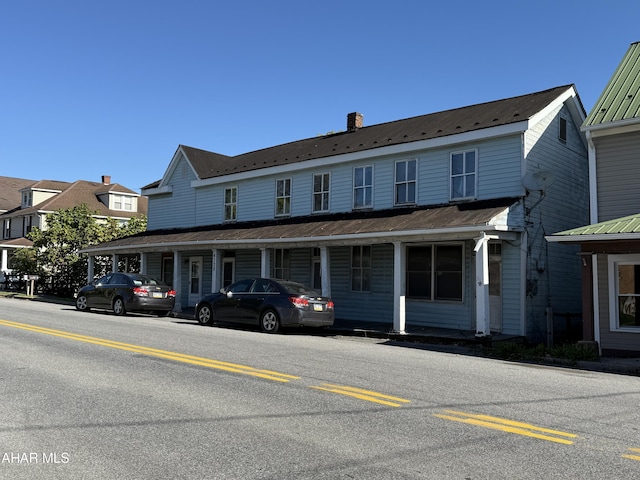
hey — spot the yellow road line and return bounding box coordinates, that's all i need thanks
[310,383,411,407]
[0,319,299,382]
[623,448,640,461]
[434,410,577,445]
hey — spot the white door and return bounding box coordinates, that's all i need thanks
[489,244,502,332]
[188,257,203,306]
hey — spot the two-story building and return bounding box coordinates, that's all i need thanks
[83,85,589,341]
[0,175,147,275]
[548,42,640,356]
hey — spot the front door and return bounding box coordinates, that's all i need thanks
[188,257,203,306]
[489,243,502,332]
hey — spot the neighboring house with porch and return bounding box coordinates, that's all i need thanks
[0,175,148,275]
[548,42,640,356]
[82,85,588,341]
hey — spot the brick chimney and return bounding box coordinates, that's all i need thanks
[102,175,111,185]
[347,112,363,132]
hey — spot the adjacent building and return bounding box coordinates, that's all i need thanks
[83,86,589,341]
[548,42,640,356]
[0,175,147,275]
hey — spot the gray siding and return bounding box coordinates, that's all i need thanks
[595,132,640,222]
[525,104,589,336]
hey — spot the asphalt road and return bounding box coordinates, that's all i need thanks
[1,297,640,479]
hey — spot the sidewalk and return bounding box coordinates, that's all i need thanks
[6,292,640,376]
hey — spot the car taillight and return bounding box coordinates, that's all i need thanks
[327,300,334,309]
[289,296,309,308]
[167,289,176,298]
[133,287,149,297]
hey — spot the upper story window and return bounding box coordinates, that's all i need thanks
[450,149,477,200]
[3,219,10,240]
[559,116,567,143]
[353,165,373,209]
[313,173,330,213]
[22,216,32,236]
[22,191,32,208]
[224,186,237,222]
[351,245,371,292]
[275,179,291,217]
[395,159,417,205]
[113,195,133,211]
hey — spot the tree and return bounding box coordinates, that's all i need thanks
[27,204,147,296]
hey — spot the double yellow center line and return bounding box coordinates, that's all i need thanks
[434,410,577,444]
[0,319,298,383]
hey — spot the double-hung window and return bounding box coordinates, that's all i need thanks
[353,166,373,209]
[450,149,477,200]
[395,159,417,205]
[224,186,237,222]
[351,245,371,292]
[275,179,291,217]
[406,244,463,301]
[273,249,290,280]
[313,173,330,213]
[113,195,133,211]
[609,254,640,331]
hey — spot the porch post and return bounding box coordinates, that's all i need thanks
[320,246,331,297]
[211,248,222,293]
[111,254,118,273]
[173,250,182,313]
[474,232,490,337]
[87,255,95,284]
[140,252,147,274]
[392,241,406,334]
[260,248,271,278]
[1,248,7,272]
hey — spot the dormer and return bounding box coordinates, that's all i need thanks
[95,176,140,213]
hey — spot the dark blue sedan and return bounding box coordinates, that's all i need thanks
[195,278,335,333]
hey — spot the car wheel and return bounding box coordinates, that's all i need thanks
[113,297,126,316]
[76,295,90,312]
[260,309,280,333]
[196,304,213,326]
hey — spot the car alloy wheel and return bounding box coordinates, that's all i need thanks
[76,295,89,311]
[260,310,280,333]
[196,304,213,326]
[113,297,126,316]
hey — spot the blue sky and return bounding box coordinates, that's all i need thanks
[1,1,638,191]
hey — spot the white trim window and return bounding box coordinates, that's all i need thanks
[395,158,417,205]
[275,178,291,217]
[273,249,290,280]
[313,173,330,213]
[608,254,640,331]
[22,216,32,236]
[406,243,464,301]
[113,195,133,211]
[351,245,371,292]
[224,186,237,222]
[353,165,373,209]
[3,219,10,239]
[450,149,477,200]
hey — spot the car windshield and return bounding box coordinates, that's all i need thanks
[130,275,167,287]
[279,281,319,296]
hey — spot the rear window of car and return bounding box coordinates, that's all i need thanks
[280,281,319,296]
[130,275,167,287]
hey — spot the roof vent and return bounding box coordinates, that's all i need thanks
[347,112,363,132]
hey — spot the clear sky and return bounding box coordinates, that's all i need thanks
[1,1,638,191]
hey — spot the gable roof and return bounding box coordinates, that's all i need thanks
[583,41,640,130]
[0,180,148,219]
[0,176,36,212]
[144,85,578,190]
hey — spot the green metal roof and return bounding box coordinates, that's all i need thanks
[549,213,640,240]
[583,41,640,128]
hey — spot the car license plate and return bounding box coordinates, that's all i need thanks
[152,292,164,298]
[313,304,323,311]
